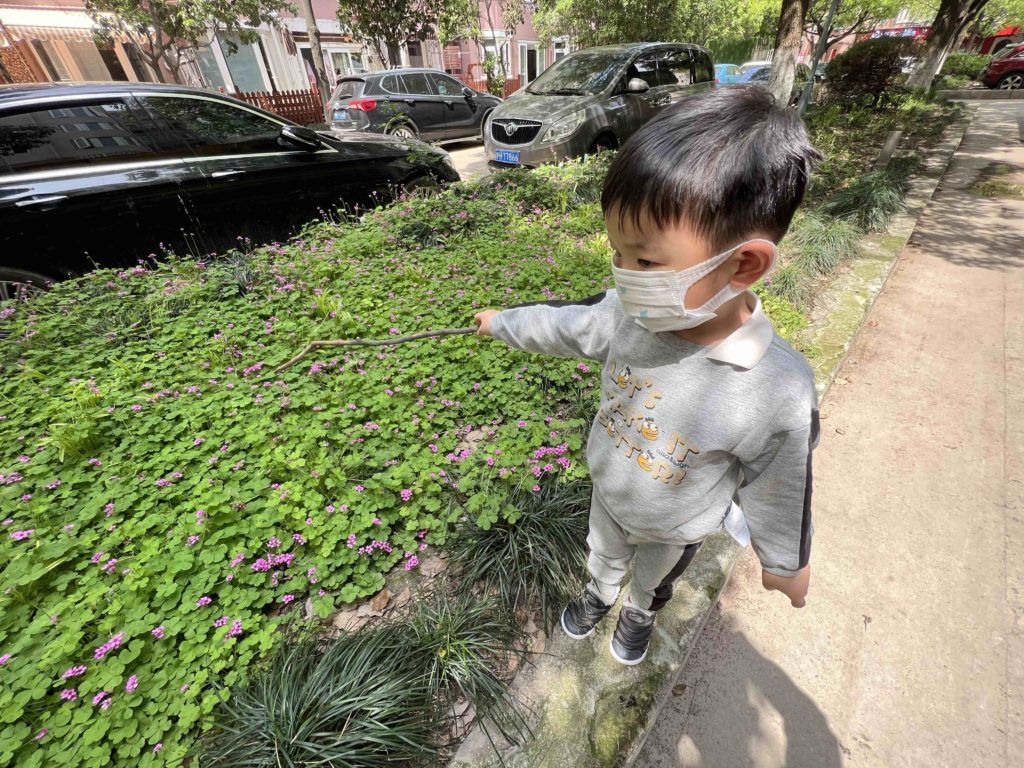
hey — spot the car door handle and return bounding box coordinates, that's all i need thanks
[211,169,245,178]
[403,99,415,105]
[444,99,454,106]
[14,195,68,208]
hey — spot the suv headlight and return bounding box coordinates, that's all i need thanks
[542,110,586,143]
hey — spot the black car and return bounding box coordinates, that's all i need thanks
[0,82,460,291]
[328,68,502,143]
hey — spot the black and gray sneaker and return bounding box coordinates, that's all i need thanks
[560,587,613,640]
[609,606,656,665]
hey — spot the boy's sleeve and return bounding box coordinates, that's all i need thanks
[735,405,820,577]
[489,290,618,362]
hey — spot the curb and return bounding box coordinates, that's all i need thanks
[449,110,977,768]
[936,88,1024,100]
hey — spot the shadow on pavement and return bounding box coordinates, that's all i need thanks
[641,605,842,768]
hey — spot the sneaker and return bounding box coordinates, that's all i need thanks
[560,587,613,640]
[609,606,655,665]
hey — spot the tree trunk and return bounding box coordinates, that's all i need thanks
[768,0,810,107]
[906,0,989,90]
[298,0,331,120]
[386,40,402,68]
[797,0,840,114]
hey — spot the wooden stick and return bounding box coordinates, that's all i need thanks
[273,326,477,374]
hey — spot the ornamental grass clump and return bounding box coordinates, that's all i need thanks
[447,473,592,633]
[199,624,437,767]
[784,210,863,277]
[820,169,909,232]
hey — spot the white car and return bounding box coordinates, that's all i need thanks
[739,59,773,74]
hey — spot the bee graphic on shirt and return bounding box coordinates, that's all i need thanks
[616,365,632,390]
[637,449,655,471]
[639,416,659,441]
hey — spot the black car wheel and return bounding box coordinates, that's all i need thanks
[401,174,440,198]
[0,268,51,301]
[386,121,419,139]
[589,134,618,154]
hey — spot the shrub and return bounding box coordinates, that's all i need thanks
[825,37,915,108]
[941,52,989,80]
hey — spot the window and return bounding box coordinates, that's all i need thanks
[627,51,663,89]
[695,51,714,83]
[662,49,693,86]
[429,74,464,96]
[0,100,156,176]
[400,72,433,96]
[379,75,406,94]
[138,96,283,157]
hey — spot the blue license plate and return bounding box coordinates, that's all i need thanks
[333,109,348,121]
[495,149,520,164]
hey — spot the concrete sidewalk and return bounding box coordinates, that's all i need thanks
[636,103,1024,767]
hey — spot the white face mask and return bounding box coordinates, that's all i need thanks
[611,239,777,332]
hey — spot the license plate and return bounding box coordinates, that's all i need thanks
[495,149,520,164]
[333,109,348,121]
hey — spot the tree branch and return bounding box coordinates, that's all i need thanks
[273,327,477,374]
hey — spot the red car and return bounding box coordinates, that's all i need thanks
[981,42,1024,89]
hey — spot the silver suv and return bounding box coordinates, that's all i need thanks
[484,42,714,170]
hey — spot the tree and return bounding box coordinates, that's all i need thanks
[906,0,990,90]
[805,0,902,52]
[297,0,329,120]
[766,0,810,105]
[337,0,450,68]
[86,0,291,84]
[534,0,680,48]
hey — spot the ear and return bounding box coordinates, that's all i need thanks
[729,240,776,288]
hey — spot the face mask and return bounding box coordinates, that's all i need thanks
[611,239,777,332]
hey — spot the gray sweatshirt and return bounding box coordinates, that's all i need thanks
[490,289,819,577]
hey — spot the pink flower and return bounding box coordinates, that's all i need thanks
[63,665,87,678]
[292,533,305,545]
[372,517,382,526]
[230,553,245,568]
[532,485,541,492]
[226,619,243,639]
[125,675,138,693]
[9,529,33,541]
[404,555,419,571]
[0,653,10,665]
[101,697,113,710]
[196,596,212,607]
[102,558,118,573]
[193,437,205,445]
[325,504,335,513]
[60,688,77,701]
[34,729,47,741]
[354,485,365,492]
[153,743,163,753]
[151,625,164,639]
[94,633,124,660]
[186,535,200,546]
[214,616,229,628]
[282,594,295,604]
[104,503,115,517]
[346,533,356,549]
[267,536,281,549]
[91,551,104,564]
[92,691,109,705]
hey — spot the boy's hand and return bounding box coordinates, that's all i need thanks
[761,565,810,608]
[474,309,500,337]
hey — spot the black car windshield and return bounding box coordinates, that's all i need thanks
[991,45,1019,61]
[526,51,633,95]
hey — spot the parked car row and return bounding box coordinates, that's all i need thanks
[0,83,459,291]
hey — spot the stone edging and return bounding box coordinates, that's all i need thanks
[936,88,1024,100]
[449,110,976,768]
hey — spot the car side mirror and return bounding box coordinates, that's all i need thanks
[279,125,322,151]
[462,86,475,98]
[626,78,650,94]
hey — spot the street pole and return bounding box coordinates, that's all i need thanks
[797,0,841,115]
[297,0,332,124]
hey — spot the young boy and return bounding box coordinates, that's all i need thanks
[474,86,822,666]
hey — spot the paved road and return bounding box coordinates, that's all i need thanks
[446,140,489,180]
[637,102,1024,767]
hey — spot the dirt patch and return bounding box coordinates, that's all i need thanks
[967,161,1024,199]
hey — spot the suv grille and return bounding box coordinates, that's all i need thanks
[491,119,542,145]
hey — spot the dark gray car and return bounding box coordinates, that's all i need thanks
[328,69,502,143]
[484,43,714,170]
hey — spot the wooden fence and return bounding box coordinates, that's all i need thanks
[233,87,325,126]
[453,75,522,99]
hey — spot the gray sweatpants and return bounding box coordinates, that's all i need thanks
[586,491,703,611]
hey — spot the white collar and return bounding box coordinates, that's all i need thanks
[704,291,774,369]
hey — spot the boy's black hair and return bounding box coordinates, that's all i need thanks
[601,85,821,249]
